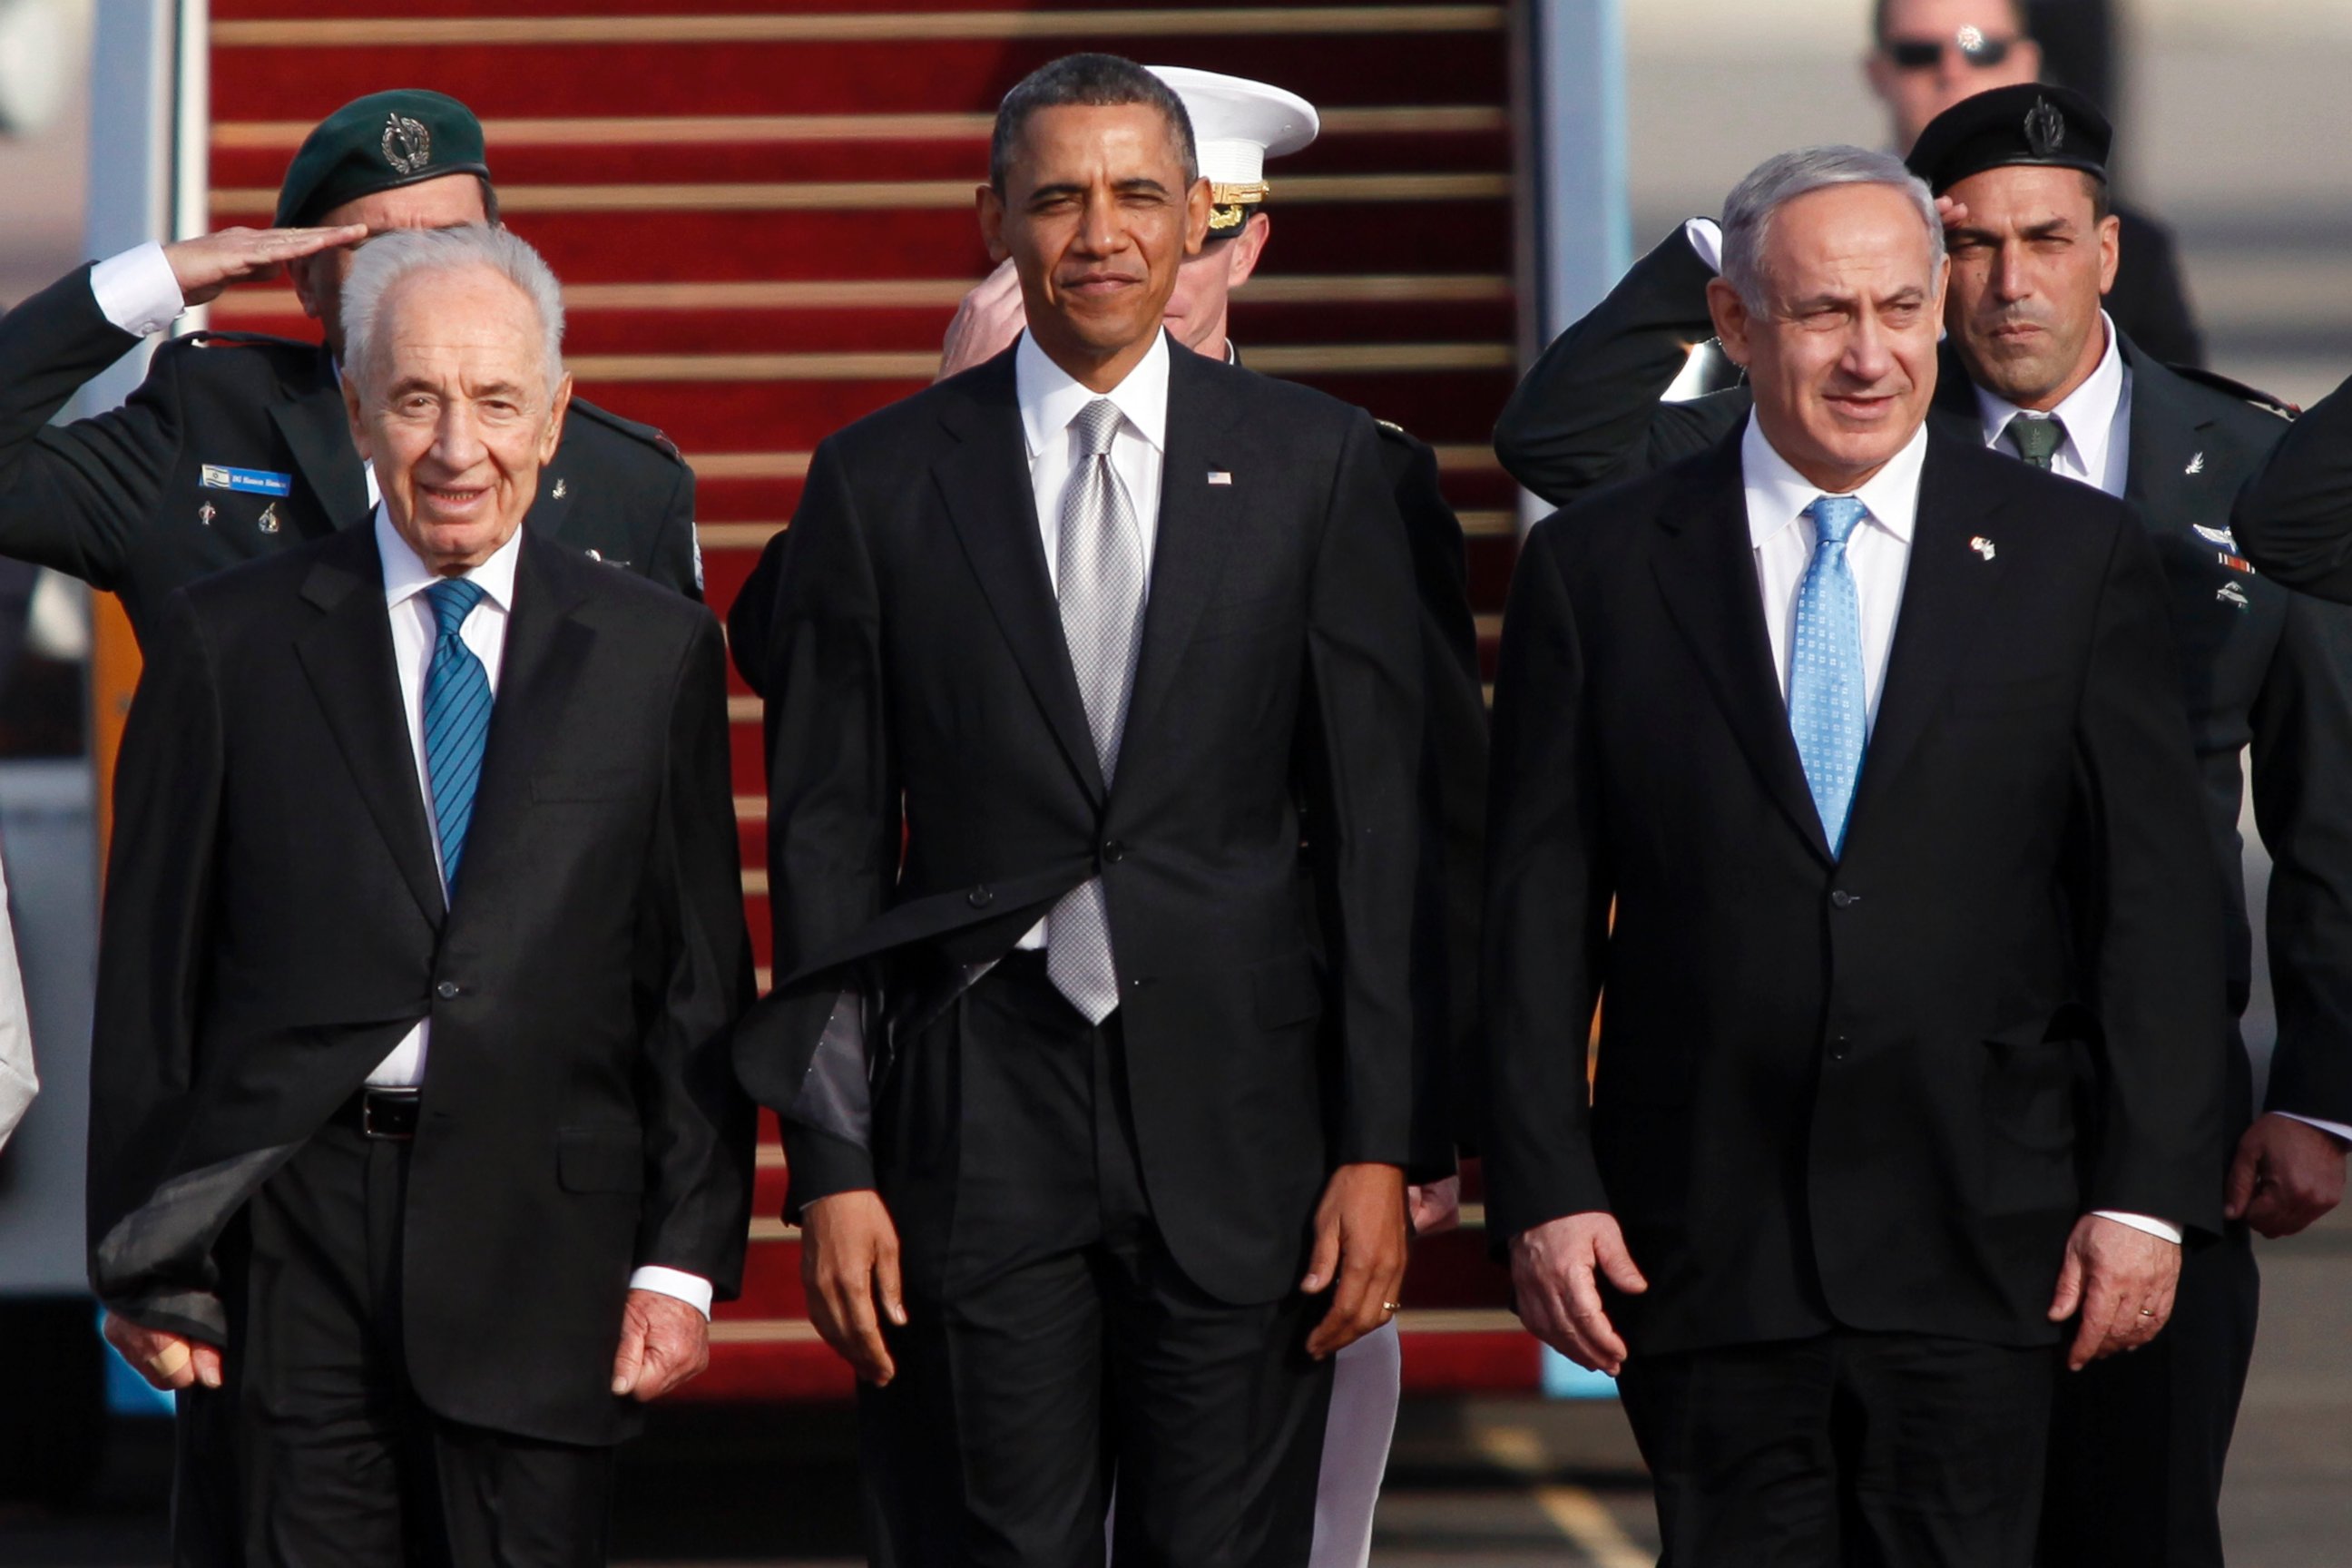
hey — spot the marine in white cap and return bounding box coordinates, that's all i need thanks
[937,65,1484,1568]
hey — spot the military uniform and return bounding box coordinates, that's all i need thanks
[0,262,698,649]
[1492,87,2352,1568]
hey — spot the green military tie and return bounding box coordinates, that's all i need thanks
[2003,413,2068,470]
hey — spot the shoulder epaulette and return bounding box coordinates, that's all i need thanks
[569,397,686,463]
[1372,416,1430,450]
[2166,363,2298,420]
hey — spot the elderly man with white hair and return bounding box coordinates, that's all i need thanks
[85,223,753,1565]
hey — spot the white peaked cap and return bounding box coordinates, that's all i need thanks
[1147,65,1319,191]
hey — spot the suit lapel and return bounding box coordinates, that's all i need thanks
[293,532,446,923]
[2117,339,2218,534]
[933,357,1107,802]
[1651,440,1834,863]
[1846,437,2010,835]
[270,353,370,535]
[446,535,597,906]
[1122,345,1244,751]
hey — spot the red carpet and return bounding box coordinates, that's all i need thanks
[206,0,1528,1402]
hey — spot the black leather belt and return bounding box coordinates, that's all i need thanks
[334,1086,421,1141]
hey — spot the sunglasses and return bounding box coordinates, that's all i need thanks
[1885,26,2018,71]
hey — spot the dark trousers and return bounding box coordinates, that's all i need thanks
[1617,1330,2058,1568]
[177,1121,613,1568]
[860,952,1333,1568]
[2038,1221,2260,1567]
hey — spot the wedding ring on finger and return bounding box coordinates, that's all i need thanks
[2138,1308,2159,1318]
[1380,1301,1403,1316]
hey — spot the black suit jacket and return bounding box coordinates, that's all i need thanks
[0,263,701,645]
[2233,368,2352,604]
[730,340,1425,1306]
[1483,430,2227,1355]
[86,525,754,1446]
[1492,230,2352,1128]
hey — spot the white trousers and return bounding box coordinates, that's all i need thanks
[1310,1318,1404,1568]
[1103,1317,1405,1566]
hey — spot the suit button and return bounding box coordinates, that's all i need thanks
[435,980,461,1000]
[1102,841,1127,865]
[967,886,994,909]
[1829,889,1857,908]
[1829,1034,1851,1062]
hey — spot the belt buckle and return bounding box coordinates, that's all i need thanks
[360,1089,417,1142]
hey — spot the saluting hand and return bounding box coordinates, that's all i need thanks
[801,1189,906,1385]
[936,258,1027,380]
[1508,1211,1648,1377]
[162,224,369,309]
[610,1289,710,1402]
[1302,1162,1410,1359]
[103,1310,224,1392]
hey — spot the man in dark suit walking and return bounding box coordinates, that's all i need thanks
[88,223,752,1565]
[1492,86,2352,1565]
[0,88,699,650]
[1485,145,2226,1564]
[730,53,1423,1566]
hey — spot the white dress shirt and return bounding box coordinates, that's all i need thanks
[1974,311,2132,495]
[1742,413,1924,730]
[370,509,710,1316]
[0,854,35,1155]
[1741,415,2186,1243]
[1012,329,1171,951]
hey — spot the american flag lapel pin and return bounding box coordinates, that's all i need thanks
[1206,468,1232,485]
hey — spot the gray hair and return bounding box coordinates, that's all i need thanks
[341,223,565,397]
[1719,145,1944,314]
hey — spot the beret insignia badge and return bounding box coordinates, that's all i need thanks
[381,113,433,176]
[2024,97,2066,158]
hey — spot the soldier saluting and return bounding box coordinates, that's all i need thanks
[0,88,701,648]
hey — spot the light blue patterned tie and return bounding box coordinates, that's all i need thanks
[422,578,493,890]
[1788,496,1867,855]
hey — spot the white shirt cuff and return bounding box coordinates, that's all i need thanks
[1682,216,1724,275]
[627,1265,713,1318]
[2091,1210,2184,1245]
[2275,1112,2352,1147]
[89,242,186,338]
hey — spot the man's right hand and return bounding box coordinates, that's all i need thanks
[1507,1211,1649,1377]
[162,225,369,309]
[103,1311,223,1393]
[936,258,1026,380]
[800,1189,906,1386]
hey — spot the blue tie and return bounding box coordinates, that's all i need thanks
[421,579,493,890]
[1789,496,1868,855]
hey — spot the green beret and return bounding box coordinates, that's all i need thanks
[275,89,492,229]
[1906,83,2111,197]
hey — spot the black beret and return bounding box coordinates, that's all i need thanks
[1905,83,2110,195]
[275,90,492,229]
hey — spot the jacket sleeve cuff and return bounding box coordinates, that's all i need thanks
[780,1123,876,1219]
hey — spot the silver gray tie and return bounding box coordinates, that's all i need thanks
[1046,397,1146,1023]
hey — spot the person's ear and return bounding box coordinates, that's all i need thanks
[1706,277,1754,367]
[1183,179,1212,258]
[290,252,330,325]
[1227,211,1270,289]
[539,372,573,465]
[341,368,372,461]
[977,184,1009,264]
[2096,213,2122,296]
